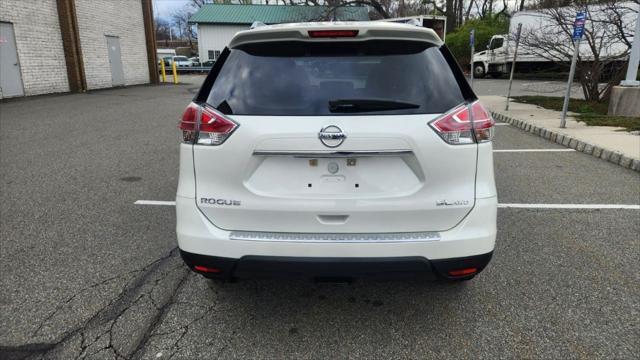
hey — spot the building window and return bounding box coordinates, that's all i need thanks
[208,50,222,60]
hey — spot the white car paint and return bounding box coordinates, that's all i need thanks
[175,21,497,278]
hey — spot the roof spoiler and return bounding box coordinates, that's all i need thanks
[230,23,443,48]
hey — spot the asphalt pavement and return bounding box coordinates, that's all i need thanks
[1,77,638,359]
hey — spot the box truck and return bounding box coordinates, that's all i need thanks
[472,2,638,78]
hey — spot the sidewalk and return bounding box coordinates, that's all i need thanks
[481,95,640,171]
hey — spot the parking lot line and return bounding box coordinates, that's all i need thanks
[134,200,176,206]
[498,203,640,209]
[494,123,511,126]
[493,149,575,152]
[134,201,639,209]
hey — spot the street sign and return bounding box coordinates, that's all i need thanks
[561,11,587,128]
[506,23,523,111]
[469,29,475,47]
[572,12,586,41]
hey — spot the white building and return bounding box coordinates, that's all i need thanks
[190,4,370,63]
[0,0,156,99]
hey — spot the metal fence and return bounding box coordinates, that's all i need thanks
[159,66,212,74]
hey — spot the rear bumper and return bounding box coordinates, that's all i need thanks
[176,195,497,277]
[180,249,493,280]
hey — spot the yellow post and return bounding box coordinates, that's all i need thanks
[160,58,166,83]
[172,60,178,84]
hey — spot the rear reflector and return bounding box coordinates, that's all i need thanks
[194,265,222,274]
[308,30,359,38]
[429,101,495,145]
[448,267,478,277]
[179,102,238,145]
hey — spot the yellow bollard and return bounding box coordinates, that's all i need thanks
[160,58,166,83]
[172,61,178,84]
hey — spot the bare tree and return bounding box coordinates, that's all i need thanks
[171,5,198,46]
[518,1,638,102]
[154,16,172,46]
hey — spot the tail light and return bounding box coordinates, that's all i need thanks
[429,101,495,145]
[178,102,238,145]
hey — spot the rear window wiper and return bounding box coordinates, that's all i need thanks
[329,99,420,113]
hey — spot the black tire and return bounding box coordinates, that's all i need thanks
[473,63,486,78]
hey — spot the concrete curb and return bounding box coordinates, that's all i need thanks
[490,111,640,172]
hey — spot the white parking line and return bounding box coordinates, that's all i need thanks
[134,200,640,210]
[134,200,176,206]
[494,123,511,126]
[493,149,575,153]
[498,203,640,210]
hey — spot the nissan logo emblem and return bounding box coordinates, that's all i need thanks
[318,125,346,148]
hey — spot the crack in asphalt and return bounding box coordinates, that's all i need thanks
[130,273,191,360]
[138,278,240,359]
[0,247,188,360]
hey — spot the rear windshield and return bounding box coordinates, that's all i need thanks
[206,41,466,116]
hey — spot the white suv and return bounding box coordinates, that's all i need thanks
[176,22,497,281]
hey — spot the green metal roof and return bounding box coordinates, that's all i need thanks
[189,4,370,25]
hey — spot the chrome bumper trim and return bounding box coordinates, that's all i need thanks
[252,150,412,158]
[229,231,440,243]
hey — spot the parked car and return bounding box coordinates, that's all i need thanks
[201,60,215,67]
[172,56,193,68]
[176,22,497,282]
[158,56,173,66]
[189,57,200,66]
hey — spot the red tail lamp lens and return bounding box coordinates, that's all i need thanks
[179,103,198,131]
[178,102,238,145]
[308,30,359,38]
[448,268,478,277]
[194,265,222,274]
[429,101,495,145]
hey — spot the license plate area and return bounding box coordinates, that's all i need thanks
[246,153,422,198]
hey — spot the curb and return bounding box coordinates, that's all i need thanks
[490,111,640,172]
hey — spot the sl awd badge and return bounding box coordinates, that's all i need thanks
[436,200,470,206]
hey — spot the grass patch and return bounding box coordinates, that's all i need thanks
[510,96,640,132]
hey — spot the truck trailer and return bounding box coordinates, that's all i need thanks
[472,2,638,78]
[378,15,447,41]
